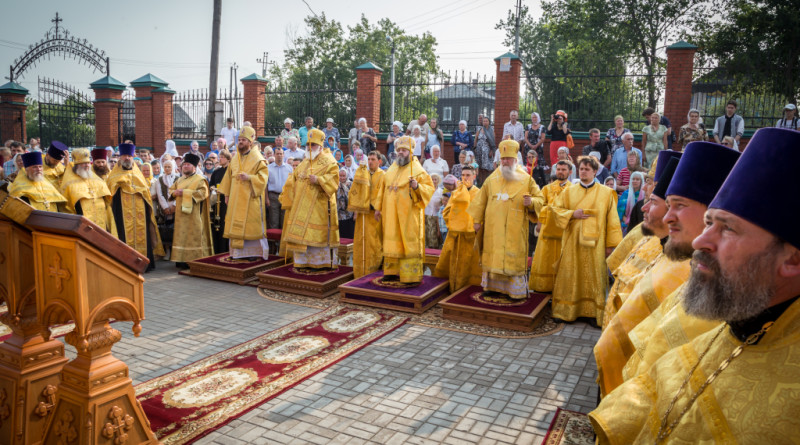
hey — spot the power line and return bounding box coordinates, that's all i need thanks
[406,0,496,33]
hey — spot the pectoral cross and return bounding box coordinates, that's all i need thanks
[48,253,71,293]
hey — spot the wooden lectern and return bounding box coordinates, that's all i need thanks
[0,194,68,444]
[0,189,159,444]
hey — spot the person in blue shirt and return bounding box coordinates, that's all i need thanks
[298,116,314,148]
[323,118,340,149]
[451,120,473,160]
[327,136,344,163]
[610,133,643,176]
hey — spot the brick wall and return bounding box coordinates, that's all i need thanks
[134,86,154,150]
[242,76,267,137]
[493,54,522,143]
[0,91,27,143]
[92,88,122,147]
[355,64,383,130]
[664,44,697,140]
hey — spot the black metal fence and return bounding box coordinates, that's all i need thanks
[37,77,95,147]
[263,82,356,136]
[171,88,242,140]
[520,69,666,132]
[119,89,135,144]
[690,67,786,130]
[378,71,496,134]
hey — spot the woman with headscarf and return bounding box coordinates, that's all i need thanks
[160,140,179,164]
[424,173,445,249]
[617,171,644,233]
[336,169,355,238]
[151,159,180,259]
[676,108,708,149]
[342,155,357,180]
[451,120,473,161]
[386,121,404,157]
[280,118,300,144]
[474,115,496,183]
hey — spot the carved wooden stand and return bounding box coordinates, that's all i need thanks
[0,216,67,445]
[42,320,157,444]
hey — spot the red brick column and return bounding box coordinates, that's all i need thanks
[0,82,28,143]
[90,76,126,147]
[355,62,383,130]
[664,41,698,133]
[494,53,522,143]
[131,74,169,154]
[241,73,267,137]
[152,87,175,156]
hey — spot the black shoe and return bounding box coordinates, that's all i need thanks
[176,262,190,270]
[382,275,400,282]
[482,290,499,297]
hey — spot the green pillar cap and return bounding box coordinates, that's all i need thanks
[0,81,29,95]
[355,62,384,72]
[130,73,169,88]
[667,41,698,50]
[494,52,520,61]
[240,73,267,82]
[90,75,127,91]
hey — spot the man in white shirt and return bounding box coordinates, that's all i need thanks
[220,118,239,152]
[283,136,305,160]
[502,110,525,144]
[406,114,431,137]
[422,145,449,179]
[266,147,293,229]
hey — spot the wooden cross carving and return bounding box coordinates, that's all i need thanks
[54,409,77,444]
[48,253,71,293]
[102,406,135,444]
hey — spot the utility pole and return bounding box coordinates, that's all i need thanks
[207,0,222,143]
[257,52,269,77]
[514,0,521,54]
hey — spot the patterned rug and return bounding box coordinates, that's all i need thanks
[257,288,564,339]
[541,408,595,445]
[134,306,408,445]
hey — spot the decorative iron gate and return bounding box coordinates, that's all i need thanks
[38,77,95,147]
[119,88,135,144]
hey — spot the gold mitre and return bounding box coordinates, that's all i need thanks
[499,139,520,158]
[394,136,415,152]
[72,148,91,164]
[307,128,325,146]
[240,125,255,142]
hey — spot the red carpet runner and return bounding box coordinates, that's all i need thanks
[135,306,408,444]
[541,407,594,445]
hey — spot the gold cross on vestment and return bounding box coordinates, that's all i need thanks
[48,253,71,293]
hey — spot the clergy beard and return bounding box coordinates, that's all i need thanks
[663,238,694,261]
[74,165,92,179]
[27,172,44,182]
[93,165,109,176]
[121,159,134,170]
[501,165,520,181]
[396,155,410,167]
[640,224,656,237]
[308,147,321,160]
[683,247,779,322]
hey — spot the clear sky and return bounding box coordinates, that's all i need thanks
[0,0,541,98]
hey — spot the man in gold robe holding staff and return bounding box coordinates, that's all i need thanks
[282,128,341,270]
[468,140,544,300]
[374,136,434,285]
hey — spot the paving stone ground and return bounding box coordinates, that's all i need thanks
[71,259,601,444]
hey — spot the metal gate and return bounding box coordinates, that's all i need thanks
[119,88,135,144]
[38,77,95,147]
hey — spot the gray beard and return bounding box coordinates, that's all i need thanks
[396,156,410,167]
[501,165,519,181]
[75,167,92,179]
[27,173,44,182]
[121,159,134,170]
[683,248,777,322]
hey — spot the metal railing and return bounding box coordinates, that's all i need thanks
[37,77,95,148]
[263,83,356,137]
[119,89,135,145]
[520,69,666,132]
[171,88,242,140]
[378,71,496,133]
[691,67,786,130]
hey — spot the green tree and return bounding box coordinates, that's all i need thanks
[695,0,800,101]
[25,97,39,140]
[266,14,440,133]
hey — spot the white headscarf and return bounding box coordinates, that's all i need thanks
[161,140,179,163]
[159,159,179,187]
[392,121,404,132]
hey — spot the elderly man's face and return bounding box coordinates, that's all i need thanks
[26,164,43,179]
[622,136,633,148]
[419,114,427,125]
[510,111,518,121]
[339,169,348,183]
[501,157,516,168]
[287,138,297,149]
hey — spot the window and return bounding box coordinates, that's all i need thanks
[460,106,470,122]
[443,107,452,121]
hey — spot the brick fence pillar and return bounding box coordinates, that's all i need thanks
[355,62,383,133]
[0,81,28,143]
[152,85,175,156]
[241,73,267,137]
[131,73,169,154]
[494,52,522,143]
[664,41,698,135]
[90,76,126,147]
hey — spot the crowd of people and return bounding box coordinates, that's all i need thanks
[3,100,800,442]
